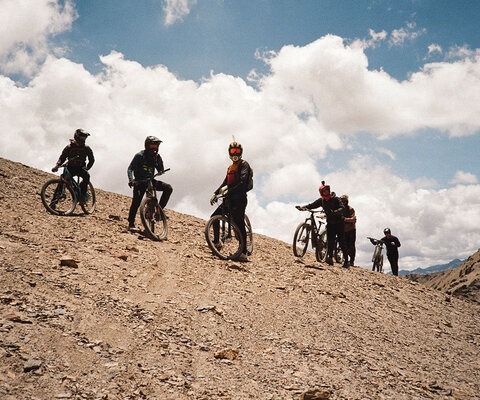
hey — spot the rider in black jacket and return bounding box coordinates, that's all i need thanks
[300,181,348,268]
[52,129,95,203]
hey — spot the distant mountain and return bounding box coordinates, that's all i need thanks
[399,258,464,276]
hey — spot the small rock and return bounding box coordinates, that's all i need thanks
[214,348,239,360]
[24,359,42,372]
[60,257,79,268]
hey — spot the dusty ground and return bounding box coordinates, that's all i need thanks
[0,157,479,400]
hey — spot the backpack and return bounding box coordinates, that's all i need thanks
[243,160,253,191]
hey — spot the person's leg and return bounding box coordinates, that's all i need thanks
[389,255,399,276]
[231,198,247,254]
[210,204,224,243]
[326,223,335,263]
[350,229,356,265]
[154,180,173,209]
[128,183,146,227]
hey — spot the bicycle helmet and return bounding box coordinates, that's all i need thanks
[318,181,331,197]
[340,194,349,204]
[384,228,391,234]
[228,141,243,162]
[144,135,162,154]
[74,128,90,145]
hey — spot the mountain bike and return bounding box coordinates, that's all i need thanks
[293,206,327,262]
[41,161,96,216]
[367,237,384,272]
[205,193,253,260]
[133,169,170,241]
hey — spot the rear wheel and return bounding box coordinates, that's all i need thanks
[315,232,327,262]
[140,197,168,241]
[41,179,76,216]
[293,222,311,257]
[80,182,96,214]
[205,215,244,260]
[245,214,253,256]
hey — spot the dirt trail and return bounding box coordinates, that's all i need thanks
[1,157,479,400]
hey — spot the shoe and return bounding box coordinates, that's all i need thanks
[342,261,350,268]
[350,261,355,267]
[325,256,333,266]
[213,241,223,251]
[128,224,136,232]
[237,253,249,262]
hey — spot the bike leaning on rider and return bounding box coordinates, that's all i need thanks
[127,136,173,231]
[51,129,94,204]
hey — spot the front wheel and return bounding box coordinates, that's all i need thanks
[333,240,344,264]
[205,215,244,260]
[315,232,327,262]
[245,214,253,256]
[41,179,77,215]
[140,197,168,241]
[293,222,311,257]
[80,182,96,214]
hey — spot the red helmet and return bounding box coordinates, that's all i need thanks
[318,181,330,196]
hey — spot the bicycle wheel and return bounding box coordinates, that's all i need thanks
[333,241,344,264]
[245,214,253,256]
[293,222,311,257]
[139,197,168,241]
[80,182,96,214]
[315,232,327,262]
[205,215,244,260]
[41,179,77,216]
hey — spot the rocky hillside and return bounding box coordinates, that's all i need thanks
[406,251,480,305]
[0,157,479,400]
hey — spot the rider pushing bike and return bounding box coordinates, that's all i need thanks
[298,181,349,268]
[209,140,253,262]
[127,136,173,231]
[52,129,95,204]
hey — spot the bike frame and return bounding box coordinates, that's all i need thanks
[304,211,326,248]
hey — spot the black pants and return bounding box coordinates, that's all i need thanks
[326,221,347,260]
[128,180,173,225]
[211,197,247,254]
[344,229,356,264]
[388,254,399,276]
[66,166,90,198]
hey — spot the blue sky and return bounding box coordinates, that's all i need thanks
[1,0,479,270]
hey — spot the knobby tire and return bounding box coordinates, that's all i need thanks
[140,197,168,241]
[315,232,327,262]
[245,214,253,256]
[293,222,310,257]
[41,179,76,216]
[80,182,96,214]
[205,215,244,260]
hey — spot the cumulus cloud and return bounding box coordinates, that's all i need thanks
[450,170,478,185]
[427,43,442,57]
[0,5,479,270]
[163,0,197,26]
[0,0,76,77]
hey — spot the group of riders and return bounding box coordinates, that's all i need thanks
[52,129,400,269]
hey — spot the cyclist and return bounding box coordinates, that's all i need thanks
[52,128,95,204]
[370,228,401,275]
[127,136,173,231]
[209,141,253,261]
[341,194,356,267]
[298,182,348,268]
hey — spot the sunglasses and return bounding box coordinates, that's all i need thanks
[229,148,241,155]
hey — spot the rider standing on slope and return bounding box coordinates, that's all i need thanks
[127,136,173,231]
[52,128,95,203]
[298,182,349,268]
[341,194,357,267]
[370,228,401,275]
[209,140,253,262]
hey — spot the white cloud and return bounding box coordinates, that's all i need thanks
[427,43,442,56]
[450,170,478,185]
[0,0,76,77]
[389,21,426,47]
[163,0,197,26]
[0,12,479,270]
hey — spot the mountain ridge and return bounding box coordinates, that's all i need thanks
[0,157,479,400]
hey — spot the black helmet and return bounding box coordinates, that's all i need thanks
[74,128,90,144]
[145,135,162,149]
[228,141,243,162]
[340,194,349,204]
[384,228,391,234]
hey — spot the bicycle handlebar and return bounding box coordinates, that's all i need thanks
[131,168,170,185]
